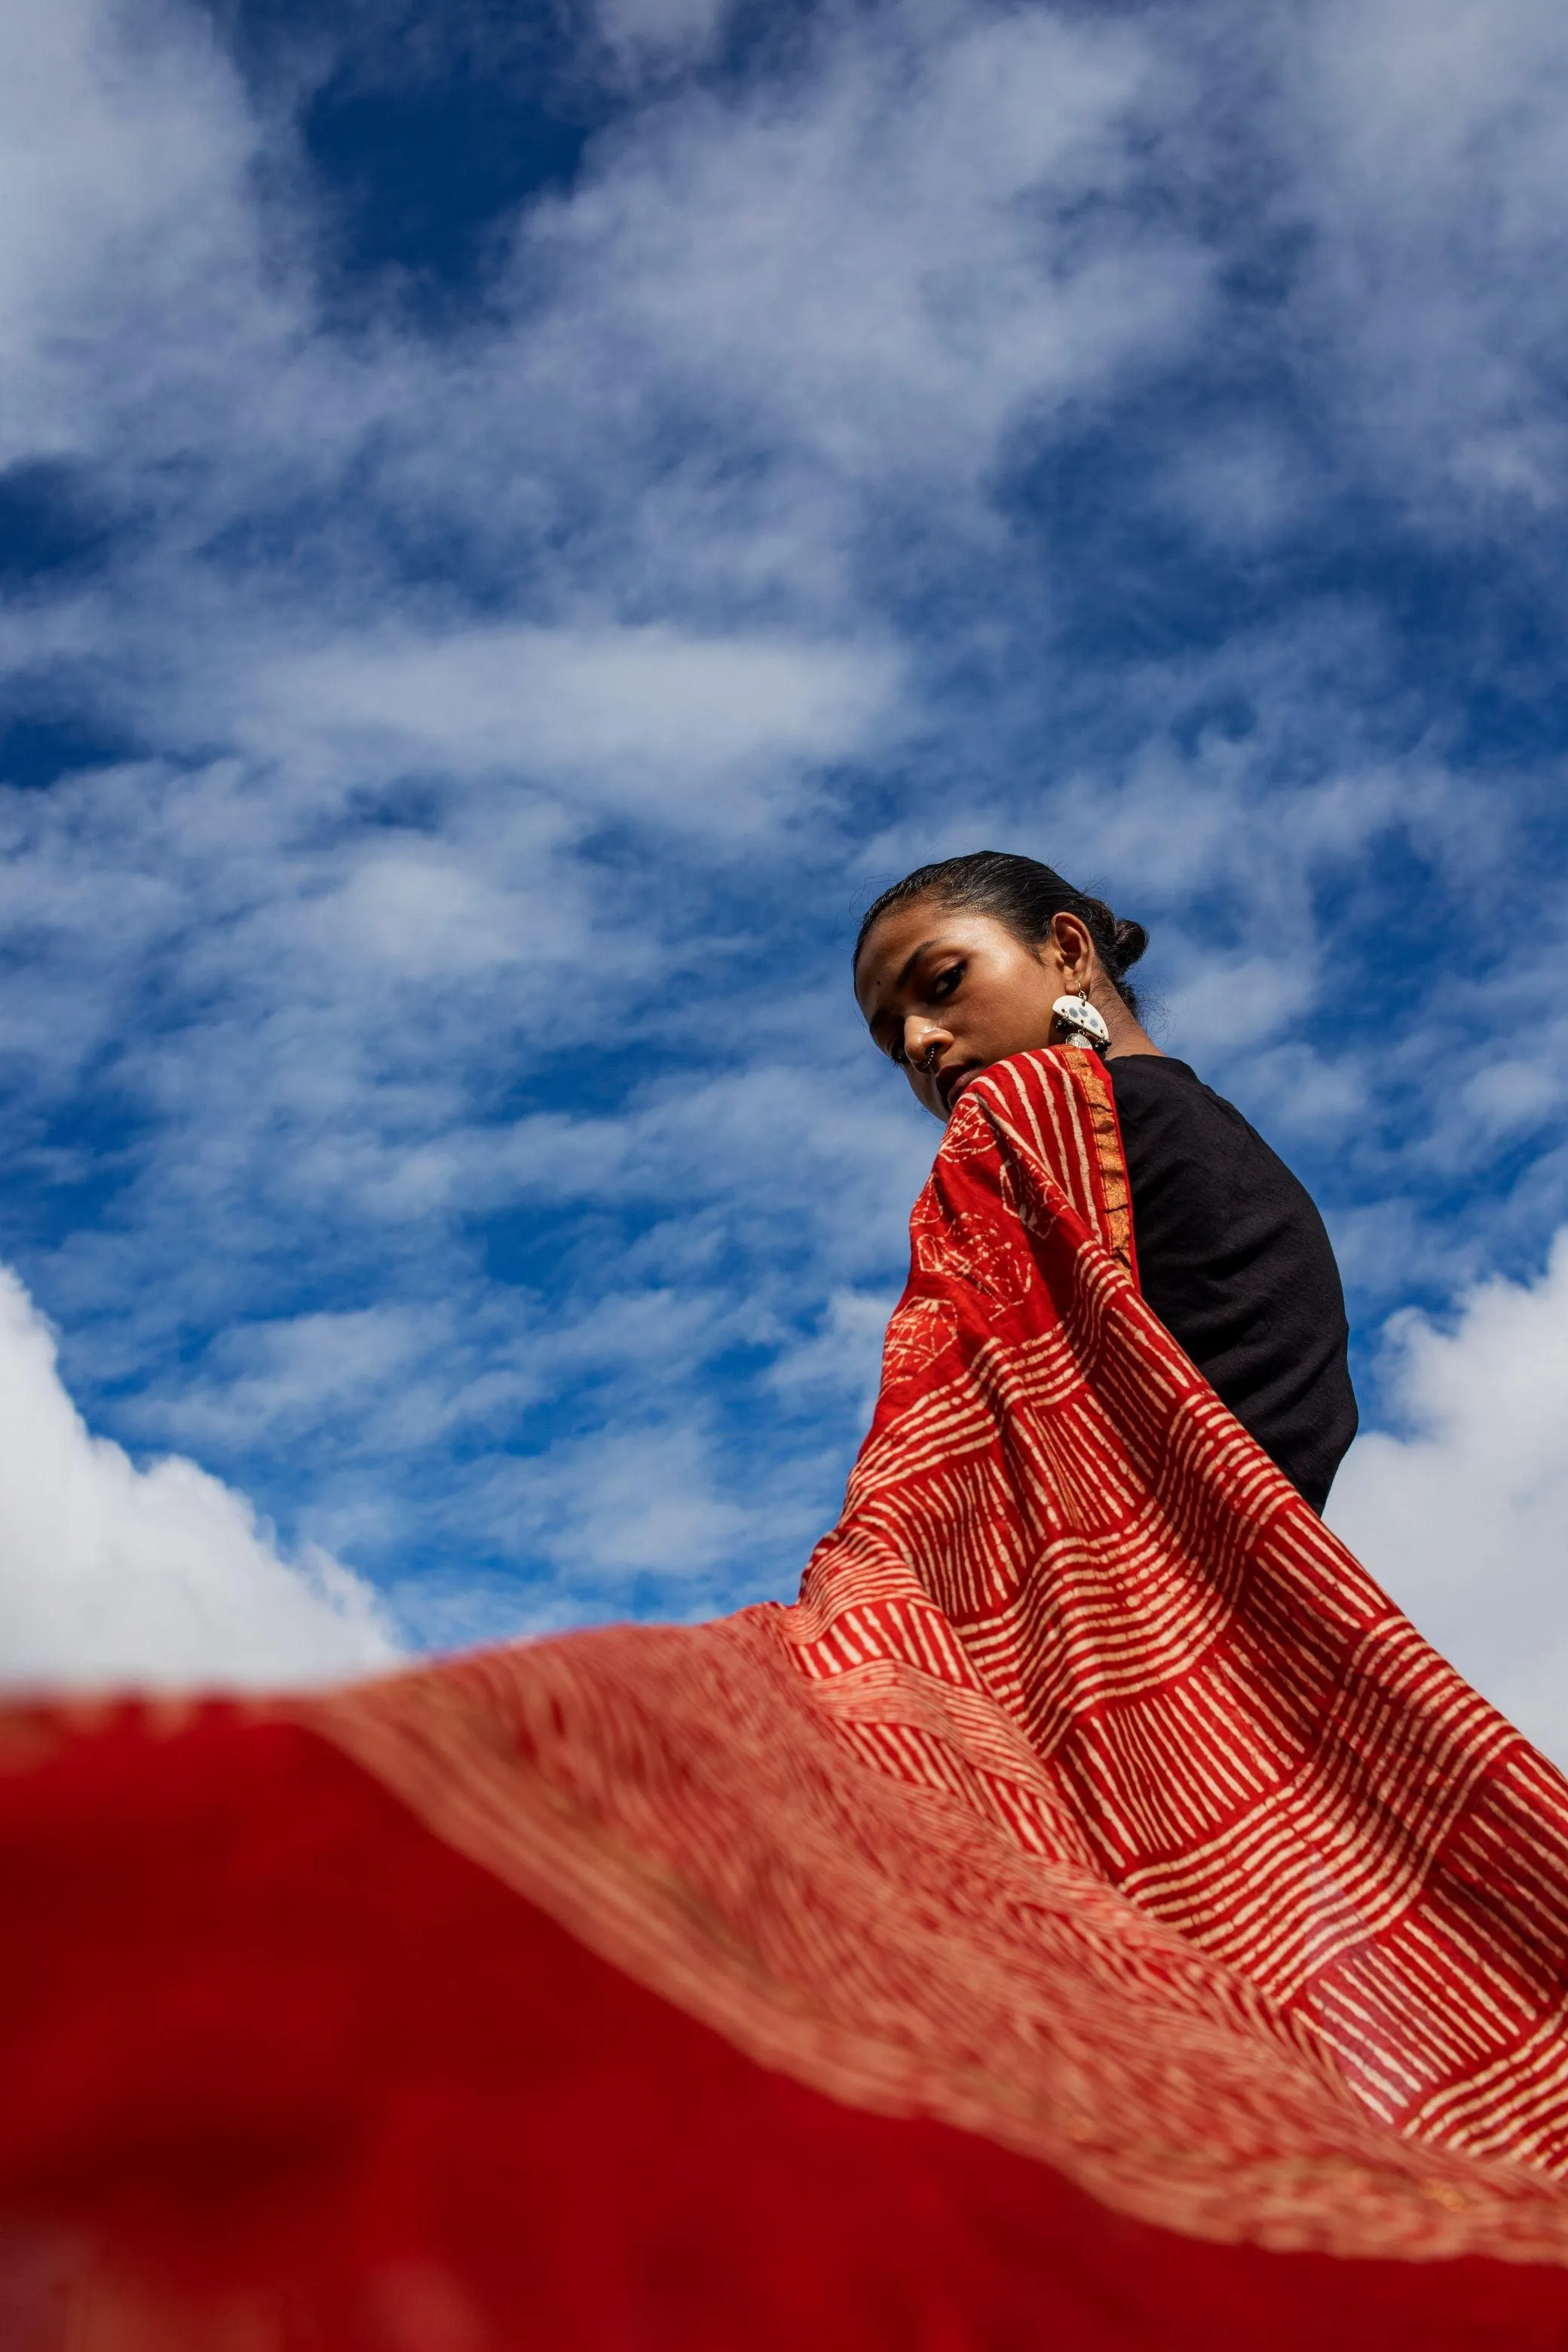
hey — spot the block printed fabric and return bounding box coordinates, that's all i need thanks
[6,1045,1568,2347]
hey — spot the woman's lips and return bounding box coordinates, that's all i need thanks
[939,1065,982,1113]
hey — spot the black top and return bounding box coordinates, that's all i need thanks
[1106,1055,1357,1512]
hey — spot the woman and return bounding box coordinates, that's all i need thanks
[854,850,1357,1512]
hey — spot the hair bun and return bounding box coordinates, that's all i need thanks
[1111,916,1148,972]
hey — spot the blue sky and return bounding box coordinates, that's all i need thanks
[2,0,1568,1734]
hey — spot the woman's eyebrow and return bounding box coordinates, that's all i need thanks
[893,938,940,991]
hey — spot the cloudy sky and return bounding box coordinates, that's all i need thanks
[2,0,1567,1751]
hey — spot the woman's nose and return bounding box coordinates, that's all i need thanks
[905,1018,949,1071]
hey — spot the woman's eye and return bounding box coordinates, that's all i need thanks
[929,963,964,1000]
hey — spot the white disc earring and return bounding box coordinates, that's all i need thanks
[1051,992,1111,1053]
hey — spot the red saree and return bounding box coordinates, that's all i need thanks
[5,1046,1568,2348]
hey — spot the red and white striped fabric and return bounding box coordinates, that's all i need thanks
[5,1043,1568,2347]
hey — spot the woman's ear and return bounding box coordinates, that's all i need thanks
[1049,911,1096,990]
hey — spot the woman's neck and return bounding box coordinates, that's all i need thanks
[1095,985,1162,1061]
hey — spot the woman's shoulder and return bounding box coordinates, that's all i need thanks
[1104,1052,1215,1120]
[1106,1051,1307,1195]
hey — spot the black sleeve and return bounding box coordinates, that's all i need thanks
[1107,1057,1358,1513]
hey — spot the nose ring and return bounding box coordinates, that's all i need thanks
[920,1042,942,1073]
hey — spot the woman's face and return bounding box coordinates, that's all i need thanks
[854,899,1082,1121]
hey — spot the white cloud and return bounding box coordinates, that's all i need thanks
[596,0,731,72]
[1328,1230,1568,1770]
[1159,953,1318,1058]
[1283,0,1568,517]
[240,623,902,828]
[134,1304,467,1455]
[766,1285,895,1419]
[523,1419,751,1580]
[516,5,1208,507]
[0,1261,395,1689]
[0,0,277,464]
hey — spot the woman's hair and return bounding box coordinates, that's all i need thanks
[853,850,1150,1015]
